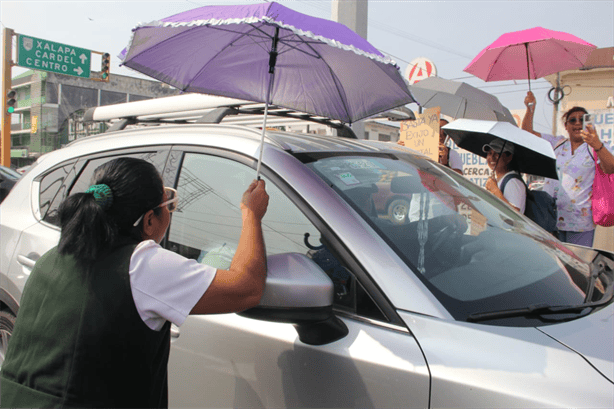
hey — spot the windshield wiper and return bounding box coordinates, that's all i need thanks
[468,272,614,323]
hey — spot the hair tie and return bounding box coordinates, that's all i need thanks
[85,184,113,210]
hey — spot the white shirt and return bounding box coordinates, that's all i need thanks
[408,192,456,222]
[498,171,527,214]
[448,149,463,173]
[129,240,217,331]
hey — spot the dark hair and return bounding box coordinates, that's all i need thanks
[58,157,164,264]
[562,106,588,123]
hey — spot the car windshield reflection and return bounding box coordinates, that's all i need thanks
[302,152,596,324]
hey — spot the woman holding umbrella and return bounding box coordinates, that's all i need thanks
[1,158,269,407]
[522,91,614,246]
[483,139,526,214]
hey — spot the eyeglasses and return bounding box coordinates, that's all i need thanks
[133,187,178,227]
[567,117,584,124]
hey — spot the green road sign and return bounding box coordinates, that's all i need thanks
[11,149,28,158]
[17,34,91,78]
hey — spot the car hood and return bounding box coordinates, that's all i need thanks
[537,303,614,382]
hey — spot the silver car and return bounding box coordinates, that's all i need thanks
[1,112,613,407]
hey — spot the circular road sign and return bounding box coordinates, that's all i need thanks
[405,57,437,85]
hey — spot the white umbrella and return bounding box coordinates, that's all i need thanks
[442,119,558,179]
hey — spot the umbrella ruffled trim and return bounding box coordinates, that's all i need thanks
[125,16,399,68]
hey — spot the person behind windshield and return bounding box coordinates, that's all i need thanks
[1,157,269,408]
[398,118,463,174]
[483,138,527,214]
[522,91,614,246]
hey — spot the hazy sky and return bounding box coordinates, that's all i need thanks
[2,0,613,133]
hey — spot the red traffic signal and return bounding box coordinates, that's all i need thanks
[101,53,111,81]
[6,89,17,114]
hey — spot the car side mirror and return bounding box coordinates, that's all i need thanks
[238,253,348,345]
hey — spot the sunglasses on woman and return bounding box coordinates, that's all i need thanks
[133,187,178,227]
[567,117,584,124]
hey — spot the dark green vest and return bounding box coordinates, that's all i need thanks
[1,241,171,408]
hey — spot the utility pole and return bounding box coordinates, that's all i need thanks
[1,28,14,167]
[332,0,368,139]
[551,73,561,136]
[332,0,368,39]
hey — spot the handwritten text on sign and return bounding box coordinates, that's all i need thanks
[400,107,440,161]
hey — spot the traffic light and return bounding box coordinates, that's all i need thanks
[6,89,17,114]
[101,53,111,81]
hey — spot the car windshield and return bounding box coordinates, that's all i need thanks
[0,165,21,180]
[301,151,604,325]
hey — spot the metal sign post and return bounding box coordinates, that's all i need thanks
[1,28,14,167]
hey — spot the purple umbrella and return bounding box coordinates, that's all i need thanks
[120,1,414,177]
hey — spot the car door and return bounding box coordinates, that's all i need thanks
[165,148,430,408]
[5,148,170,302]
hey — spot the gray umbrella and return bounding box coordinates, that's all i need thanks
[409,77,516,124]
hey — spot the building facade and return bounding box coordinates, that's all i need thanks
[9,71,180,167]
[544,47,614,136]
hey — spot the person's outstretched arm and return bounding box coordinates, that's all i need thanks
[521,91,541,138]
[191,180,269,314]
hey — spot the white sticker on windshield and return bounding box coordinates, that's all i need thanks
[346,159,384,169]
[338,172,360,185]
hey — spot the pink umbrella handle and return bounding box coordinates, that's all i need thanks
[525,43,532,93]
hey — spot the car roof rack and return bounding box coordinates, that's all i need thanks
[84,93,415,139]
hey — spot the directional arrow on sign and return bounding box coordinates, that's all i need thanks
[74,67,84,76]
[80,54,88,64]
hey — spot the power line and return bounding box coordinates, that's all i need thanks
[488,86,552,95]
[369,20,473,60]
[295,0,473,61]
[449,75,479,81]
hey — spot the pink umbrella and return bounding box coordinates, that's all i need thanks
[463,27,596,91]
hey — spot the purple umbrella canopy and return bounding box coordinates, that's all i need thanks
[120,1,415,125]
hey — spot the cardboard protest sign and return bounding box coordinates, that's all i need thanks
[400,107,440,161]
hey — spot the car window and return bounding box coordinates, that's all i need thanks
[0,165,21,180]
[39,161,82,226]
[42,150,168,226]
[166,152,386,321]
[69,151,169,195]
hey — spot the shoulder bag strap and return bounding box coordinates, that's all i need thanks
[500,173,526,194]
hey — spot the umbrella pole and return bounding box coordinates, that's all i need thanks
[256,84,273,180]
[525,43,531,92]
[492,140,508,179]
[256,27,280,180]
